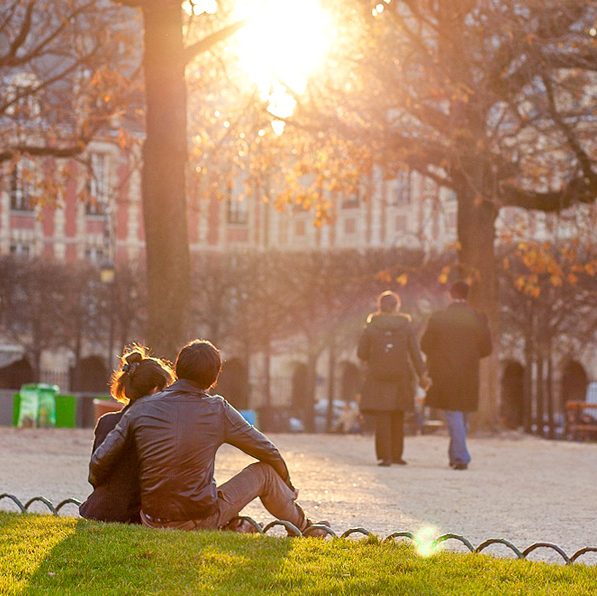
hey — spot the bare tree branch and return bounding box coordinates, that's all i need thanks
[183,19,245,64]
[500,174,596,212]
[541,73,595,181]
[3,0,34,64]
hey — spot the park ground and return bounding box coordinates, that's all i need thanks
[2,428,596,566]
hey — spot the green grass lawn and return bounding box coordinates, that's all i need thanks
[1,512,595,595]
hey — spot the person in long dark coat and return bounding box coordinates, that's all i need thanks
[421,281,492,470]
[79,346,174,523]
[358,291,429,466]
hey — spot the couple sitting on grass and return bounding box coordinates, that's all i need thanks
[80,339,327,536]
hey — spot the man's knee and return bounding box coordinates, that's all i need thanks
[244,462,284,492]
[244,461,273,483]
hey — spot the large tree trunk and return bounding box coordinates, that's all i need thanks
[457,183,500,429]
[141,2,191,359]
[31,348,42,383]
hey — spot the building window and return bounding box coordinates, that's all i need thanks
[10,160,34,211]
[9,243,31,258]
[86,153,109,216]
[226,197,249,225]
[344,218,356,234]
[445,189,457,203]
[341,195,360,209]
[423,177,437,201]
[84,246,105,263]
[5,73,40,120]
[278,218,288,245]
[295,220,306,236]
[395,170,411,205]
[395,214,407,231]
[446,210,457,230]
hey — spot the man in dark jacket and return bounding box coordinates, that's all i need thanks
[358,291,429,466]
[89,339,322,534]
[421,281,492,470]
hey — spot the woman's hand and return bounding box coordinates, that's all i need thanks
[419,375,432,391]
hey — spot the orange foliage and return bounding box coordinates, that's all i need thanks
[504,239,595,299]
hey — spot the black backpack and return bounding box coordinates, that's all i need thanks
[368,325,408,381]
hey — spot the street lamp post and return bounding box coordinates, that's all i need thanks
[100,261,116,372]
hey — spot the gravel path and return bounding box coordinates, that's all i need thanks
[2,428,596,561]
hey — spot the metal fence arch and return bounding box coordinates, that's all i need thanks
[1,493,596,565]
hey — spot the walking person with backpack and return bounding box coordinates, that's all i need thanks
[358,291,430,466]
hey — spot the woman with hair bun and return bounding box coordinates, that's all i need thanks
[79,345,174,523]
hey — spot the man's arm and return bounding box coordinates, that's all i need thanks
[407,323,427,378]
[477,312,493,358]
[88,409,133,487]
[356,326,371,361]
[407,323,431,389]
[420,315,436,356]
[222,401,293,487]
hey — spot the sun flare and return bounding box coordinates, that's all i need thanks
[232,0,335,119]
[414,526,441,558]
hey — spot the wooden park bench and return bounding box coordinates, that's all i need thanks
[565,401,597,441]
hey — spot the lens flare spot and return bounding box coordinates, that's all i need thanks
[414,526,440,558]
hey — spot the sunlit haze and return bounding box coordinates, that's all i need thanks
[232,0,336,122]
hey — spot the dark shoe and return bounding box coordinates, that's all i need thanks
[378,460,391,467]
[392,458,408,465]
[303,520,332,538]
[452,463,468,470]
[223,516,261,533]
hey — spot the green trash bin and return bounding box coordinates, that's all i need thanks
[55,394,77,428]
[12,393,21,427]
[38,384,58,428]
[15,383,59,428]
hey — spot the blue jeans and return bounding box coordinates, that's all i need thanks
[444,411,471,465]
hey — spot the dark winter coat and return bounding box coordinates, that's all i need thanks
[421,302,492,412]
[357,312,426,413]
[79,407,141,523]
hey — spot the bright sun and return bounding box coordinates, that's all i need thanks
[232,0,335,120]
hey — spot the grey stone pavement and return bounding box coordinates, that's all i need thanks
[1,428,596,561]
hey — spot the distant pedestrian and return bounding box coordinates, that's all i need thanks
[358,291,430,466]
[421,281,492,470]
